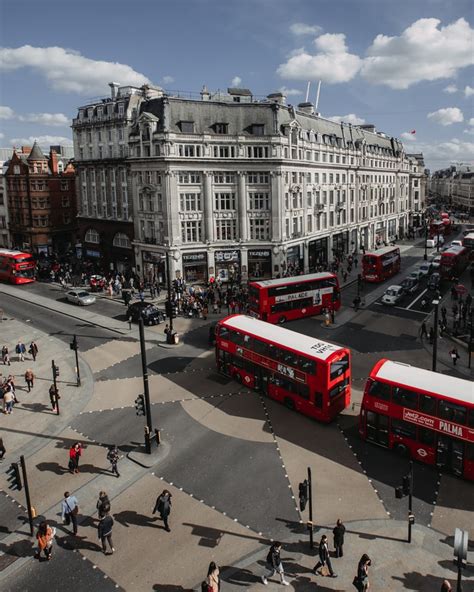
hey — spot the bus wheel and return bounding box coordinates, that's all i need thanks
[395,443,409,457]
[278,316,287,324]
[284,397,295,411]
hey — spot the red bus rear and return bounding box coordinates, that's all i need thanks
[359,359,474,480]
[0,249,36,284]
[462,232,474,261]
[362,246,401,282]
[439,245,469,280]
[248,272,340,324]
[215,314,351,422]
[430,219,450,238]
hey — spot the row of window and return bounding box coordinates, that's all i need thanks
[178,122,265,136]
[179,218,271,243]
[368,380,474,426]
[84,229,131,249]
[267,277,336,297]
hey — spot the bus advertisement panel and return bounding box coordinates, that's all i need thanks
[362,246,401,282]
[215,314,351,423]
[248,272,340,324]
[359,359,474,480]
[0,249,36,284]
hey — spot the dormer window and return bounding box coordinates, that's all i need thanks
[87,108,93,119]
[118,103,124,116]
[214,123,229,134]
[179,121,195,134]
[251,124,265,136]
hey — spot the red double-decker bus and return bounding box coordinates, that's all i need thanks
[439,245,469,280]
[359,359,474,480]
[215,314,351,422]
[462,232,474,260]
[362,246,401,282]
[248,272,341,324]
[430,219,451,238]
[0,249,36,284]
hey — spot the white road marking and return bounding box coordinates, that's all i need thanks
[406,288,428,310]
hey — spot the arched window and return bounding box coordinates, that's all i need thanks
[113,232,131,249]
[85,228,100,244]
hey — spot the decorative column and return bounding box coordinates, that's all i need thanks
[270,170,282,242]
[303,242,309,274]
[203,171,214,242]
[164,170,179,246]
[237,171,248,241]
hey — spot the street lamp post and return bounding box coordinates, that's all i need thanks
[138,317,153,454]
[423,221,428,261]
[164,251,174,341]
[432,299,440,372]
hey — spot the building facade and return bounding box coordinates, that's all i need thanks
[0,160,10,248]
[407,153,427,229]
[73,84,414,283]
[5,143,77,255]
[430,166,473,214]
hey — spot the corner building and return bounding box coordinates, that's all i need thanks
[74,85,413,282]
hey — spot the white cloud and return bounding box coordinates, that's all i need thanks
[0,132,4,140]
[407,138,474,169]
[327,113,366,125]
[443,84,458,94]
[463,129,474,135]
[401,132,417,141]
[9,135,73,148]
[231,76,242,87]
[278,86,303,96]
[361,18,474,89]
[427,107,464,126]
[0,45,150,94]
[277,33,362,83]
[469,118,474,126]
[290,23,323,36]
[465,85,474,97]
[18,112,69,126]
[162,75,174,85]
[0,106,15,119]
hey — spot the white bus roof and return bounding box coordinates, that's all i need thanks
[463,232,474,240]
[0,249,31,256]
[251,272,335,289]
[441,245,466,256]
[222,315,344,361]
[374,360,473,405]
[363,245,399,257]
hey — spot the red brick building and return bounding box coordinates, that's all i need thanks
[6,142,78,255]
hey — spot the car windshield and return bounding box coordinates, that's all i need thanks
[78,291,90,298]
[386,289,396,296]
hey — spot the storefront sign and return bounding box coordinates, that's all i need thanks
[142,251,164,263]
[215,250,240,263]
[183,252,207,263]
[248,250,271,259]
[85,249,100,258]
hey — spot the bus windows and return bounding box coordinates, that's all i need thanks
[438,400,467,425]
[314,392,323,408]
[329,377,349,399]
[299,356,316,375]
[419,427,435,446]
[420,394,436,415]
[392,387,418,410]
[219,326,230,340]
[368,380,391,401]
[252,339,269,357]
[391,418,416,440]
[330,355,349,381]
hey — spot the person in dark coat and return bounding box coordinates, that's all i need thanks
[354,554,371,591]
[98,512,115,554]
[261,541,290,585]
[333,518,346,558]
[313,534,337,577]
[153,489,172,532]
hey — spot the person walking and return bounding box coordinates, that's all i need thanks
[313,534,337,577]
[0,437,6,460]
[153,489,172,532]
[107,445,120,478]
[16,341,26,362]
[449,348,460,366]
[2,346,10,366]
[29,341,39,362]
[96,491,111,519]
[35,521,55,560]
[49,384,59,412]
[420,322,428,340]
[3,389,14,415]
[333,519,346,558]
[61,491,79,535]
[68,442,82,474]
[98,511,115,554]
[206,561,220,591]
[261,541,290,586]
[24,369,34,392]
[440,580,452,591]
[353,554,371,591]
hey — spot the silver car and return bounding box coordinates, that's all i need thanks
[65,289,96,306]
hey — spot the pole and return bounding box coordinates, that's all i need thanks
[408,461,413,544]
[432,300,439,372]
[73,335,81,387]
[308,467,314,549]
[20,455,34,536]
[469,310,473,370]
[51,359,59,415]
[138,317,152,454]
[166,251,173,335]
[424,222,428,261]
[457,557,462,592]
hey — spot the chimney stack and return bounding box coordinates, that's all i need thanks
[109,82,120,100]
[50,149,58,174]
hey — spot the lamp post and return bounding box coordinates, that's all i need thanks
[423,220,428,261]
[165,251,173,336]
[138,317,153,454]
[432,299,440,372]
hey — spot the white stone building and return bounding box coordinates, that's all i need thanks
[0,160,10,248]
[430,166,473,215]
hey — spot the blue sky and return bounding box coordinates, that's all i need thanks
[0,0,473,171]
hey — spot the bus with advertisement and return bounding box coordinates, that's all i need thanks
[215,314,351,422]
[362,246,401,283]
[0,249,36,284]
[359,359,474,480]
[462,232,474,260]
[248,272,341,324]
[430,219,451,238]
[439,245,470,280]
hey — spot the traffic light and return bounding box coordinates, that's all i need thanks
[70,336,78,351]
[7,462,22,491]
[402,475,411,496]
[135,394,145,416]
[53,364,60,378]
[299,479,308,512]
[165,300,173,318]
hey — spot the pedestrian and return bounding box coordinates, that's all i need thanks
[3,389,14,414]
[261,541,290,586]
[333,518,346,558]
[61,491,79,535]
[69,442,82,474]
[16,341,26,362]
[49,384,59,412]
[35,521,55,561]
[98,511,115,555]
[24,369,34,392]
[420,322,427,340]
[206,561,220,591]
[440,580,452,592]
[153,489,172,532]
[2,346,10,366]
[0,437,6,460]
[29,341,39,362]
[96,490,111,519]
[353,554,371,591]
[313,534,337,577]
[428,327,434,344]
[449,348,460,366]
[353,296,361,311]
[107,445,120,477]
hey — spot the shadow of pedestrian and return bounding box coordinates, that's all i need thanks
[56,534,102,553]
[220,566,260,585]
[152,586,193,592]
[392,571,451,591]
[19,402,51,414]
[0,537,34,557]
[275,517,307,536]
[35,462,68,475]
[182,522,268,548]
[113,510,160,529]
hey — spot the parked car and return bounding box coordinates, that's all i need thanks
[381,285,405,305]
[449,240,462,248]
[65,289,96,306]
[427,273,441,292]
[127,301,166,325]
[418,262,432,277]
[430,254,442,270]
[401,277,418,294]
[408,269,424,282]
[425,235,445,248]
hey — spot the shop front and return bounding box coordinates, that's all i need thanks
[308,237,328,272]
[248,249,272,280]
[215,249,240,282]
[141,250,165,284]
[182,252,208,284]
[375,222,386,246]
[332,231,349,257]
[388,218,397,239]
[285,244,303,274]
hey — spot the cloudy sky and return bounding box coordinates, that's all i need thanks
[0,0,473,172]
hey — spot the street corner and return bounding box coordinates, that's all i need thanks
[81,338,151,375]
[430,473,474,537]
